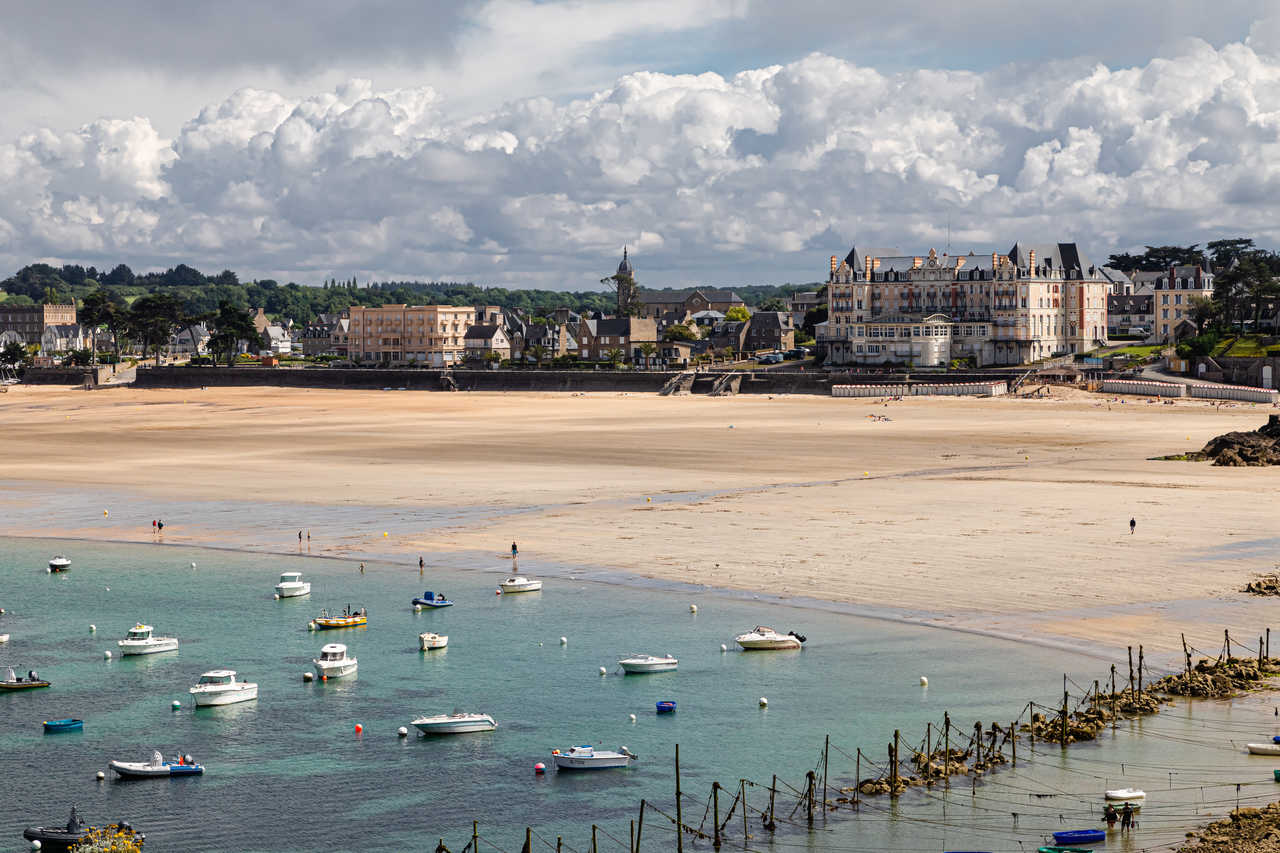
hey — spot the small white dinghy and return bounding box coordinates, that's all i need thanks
[1105,787,1146,801]
[419,632,448,650]
[618,654,678,674]
[1247,742,1280,756]
[48,555,71,571]
[188,670,258,707]
[552,745,637,770]
[412,712,496,734]
[499,576,543,593]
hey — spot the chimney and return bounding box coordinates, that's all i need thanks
[1028,250,1036,278]
[913,257,923,269]
[830,255,838,276]
[872,258,881,271]
[864,255,872,282]
[991,251,998,274]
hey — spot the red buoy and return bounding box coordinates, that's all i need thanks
[354,723,363,734]
[534,762,546,775]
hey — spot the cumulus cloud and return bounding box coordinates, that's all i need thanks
[8,36,1280,286]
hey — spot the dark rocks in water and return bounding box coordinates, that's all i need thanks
[1244,573,1280,596]
[1185,415,1280,466]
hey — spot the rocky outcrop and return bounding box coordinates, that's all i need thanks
[1181,802,1280,851]
[1245,574,1280,596]
[1184,415,1280,466]
[1153,657,1280,698]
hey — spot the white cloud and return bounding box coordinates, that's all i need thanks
[9,35,1280,285]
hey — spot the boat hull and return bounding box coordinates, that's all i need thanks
[275,583,311,597]
[736,638,801,650]
[190,685,258,706]
[1248,743,1280,756]
[412,715,496,735]
[620,660,677,673]
[553,752,632,770]
[419,634,449,650]
[0,680,50,690]
[118,639,179,655]
[313,660,357,679]
[43,719,83,733]
[499,584,542,593]
[23,827,87,853]
[1052,829,1105,845]
[1104,788,1146,801]
[109,760,204,778]
[311,617,367,630]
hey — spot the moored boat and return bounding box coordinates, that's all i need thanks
[1247,742,1280,756]
[312,643,357,679]
[1104,787,1146,802]
[656,700,676,714]
[419,632,448,650]
[23,806,88,853]
[48,555,71,572]
[0,633,9,643]
[619,654,677,674]
[43,718,83,733]
[552,745,636,770]
[188,670,258,706]
[413,591,453,608]
[109,750,204,778]
[734,626,805,651]
[309,606,367,630]
[411,712,496,734]
[498,576,542,593]
[117,624,179,656]
[1051,828,1105,845]
[274,572,311,598]
[1,666,50,690]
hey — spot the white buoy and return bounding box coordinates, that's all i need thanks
[920,676,929,687]
[89,624,96,632]
[629,714,637,722]
[172,700,181,710]
[397,726,409,737]
[599,666,607,676]
[103,650,112,660]
[560,636,567,645]
[96,771,105,781]
[720,644,727,652]
[273,594,280,600]
[303,672,314,682]
[414,604,422,612]
[690,604,698,614]
[31,839,41,850]
[759,697,768,707]
[190,562,196,568]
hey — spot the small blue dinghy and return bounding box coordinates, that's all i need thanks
[1052,829,1105,845]
[43,718,83,733]
[656,700,676,714]
[413,591,453,608]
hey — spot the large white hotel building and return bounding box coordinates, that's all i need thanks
[821,243,1110,367]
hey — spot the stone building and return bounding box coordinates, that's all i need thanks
[822,242,1109,367]
[0,303,77,344]
[348,304,503,366]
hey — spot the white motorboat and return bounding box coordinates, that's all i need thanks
[274,572,311,598]
[552,745,636,770]
[499,576,543,593]
[412,712,497,734]
[618,654,678,674]
[419,632,449,650]
[734,626,805,651]
[1247,742,1280,756]
[109,750,204,778]
[188,670,259,707]
[48,555,71,571]
[0,634,8,643]
[117,624,179,656]
[1105,787,1146,801]
[312,643,357,679]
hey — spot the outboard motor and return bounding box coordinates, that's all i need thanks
[788,631,807,644]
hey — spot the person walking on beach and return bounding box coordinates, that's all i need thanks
[1104,804,1118,829]
[1120,802,1133,833]
[156,520,164,534]
[298,530,303,545]
[1129,517,1136,535]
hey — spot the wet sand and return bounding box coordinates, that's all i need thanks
[2,383,1278,658]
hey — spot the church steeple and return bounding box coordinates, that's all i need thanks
[609,246,638,316]
[617,245,634,276]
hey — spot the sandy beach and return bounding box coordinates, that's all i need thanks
[3,383,1278,659]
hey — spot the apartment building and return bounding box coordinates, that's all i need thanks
[347,304,503,366]
[1135,265,1214,341]
[822,243,1109,367]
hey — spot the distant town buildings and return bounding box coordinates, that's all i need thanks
[0,303,76,344]
[821,243,1110,367]
[347,304,503,366]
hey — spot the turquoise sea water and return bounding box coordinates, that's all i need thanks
[1,536,1278,852]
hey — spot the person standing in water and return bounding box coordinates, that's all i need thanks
[418,556,424,573]
[511,541,518,559]
[359,562,365,574]
[1120,802,1133,833]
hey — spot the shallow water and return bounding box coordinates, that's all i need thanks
[0,536,1276,852]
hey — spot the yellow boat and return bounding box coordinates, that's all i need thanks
[309,606,367,630]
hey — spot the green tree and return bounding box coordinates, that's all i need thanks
[636,341,657,368]
[1206,238,1255,269]
[64,348,92,366]
[0,341,30,369]
[604,347,624,367]
[724,306,750,322]
[758,297,788,311]
[207,301,259,367]
[663,323,697,342]
[79,290,123,366]
[127,292,183,365]
[527,344,546,367]
[177,307,214,364]
[1187,294,1219,331]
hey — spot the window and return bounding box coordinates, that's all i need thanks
[1161,294,1169,305]
[1162,308,1169,319]
[1175,294,1182,305]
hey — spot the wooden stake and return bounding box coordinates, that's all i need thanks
[855,750,861,807]
[822,734,829,813]
[526,827,532,853]
[675,745,684,853]
[1010,721,1016,766]
[741,779,748,844]
[891,730,900,795]
[713,782,721,848]
[1061,686,1069,746]
[767,775,776,831]
[805,771,816,824]
[591,826,598,853]
[1182,633,1192,676]
[636,800,645,852]
[1138,645,1144,693]
[1128,646,1135,693]
[944,714,951,788]
[473,821,479,853]
[630,820,635,853]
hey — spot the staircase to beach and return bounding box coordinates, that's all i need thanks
[659,371,695,396]
[708,372,742,396]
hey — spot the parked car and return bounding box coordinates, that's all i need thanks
[757,353,784,365]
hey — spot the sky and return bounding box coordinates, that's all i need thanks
[2,1,1280,289]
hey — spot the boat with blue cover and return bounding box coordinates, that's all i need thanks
[43,718,83,733]
[656,700,676,714]
[413,591,453,608]
[1039,847,1093,853]
[1051,828,1105,845]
